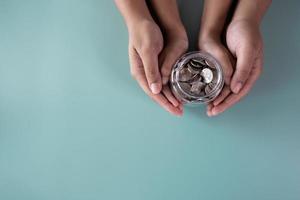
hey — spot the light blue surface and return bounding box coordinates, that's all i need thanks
[0,1,299,200]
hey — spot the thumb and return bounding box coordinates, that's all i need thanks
[230,46,255,93]
[139,49,162,94]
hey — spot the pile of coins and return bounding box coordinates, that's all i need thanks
[170,52,224,104]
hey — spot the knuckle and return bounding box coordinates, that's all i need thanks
[140,45,155,55]
[238,69,250,79]
[140,41,161,55]
[153,40,163,51]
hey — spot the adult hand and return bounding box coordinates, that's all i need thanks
[208,19,264,116]
[128,20,184,116]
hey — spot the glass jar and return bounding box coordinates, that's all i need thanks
[170,51,224,104]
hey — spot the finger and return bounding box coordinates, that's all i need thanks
[211,57,263,116]
[160,42,187,85]
[137,72,183,116]
[178,104,184,112]
[139,49,162,94]
[206,103,213,117]
[230,46,255,93]
[133,66,183,116]
[129,46,143,77]
[130,47,182,116]
[212,85,231,106]
[162,85,181,107]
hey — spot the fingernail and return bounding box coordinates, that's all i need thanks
[179,104,183,111]
[150,83,161,94]
[162,77,169,85]
[172,101,179,107]
[207,111,212,117]
[233,82,243,93]
[213,101,219,106]
[211,110,218,116]
[174,112,183,117]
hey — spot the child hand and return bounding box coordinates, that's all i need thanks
[198,36,235,117]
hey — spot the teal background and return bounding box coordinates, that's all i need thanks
[0,0,299,199]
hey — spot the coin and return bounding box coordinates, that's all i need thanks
[201,68,213,83]
[208,82,216,89]
[178,67,194,82]
[205,84,213,94]
[191,81,206,95]
[178,82,191,93]
[192,58,206,66]
[189,60,203,69]
[186,63,200,74]
[189,74,202,84]
[205,59,215,69]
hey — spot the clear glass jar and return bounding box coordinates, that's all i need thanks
[170,51,224,104]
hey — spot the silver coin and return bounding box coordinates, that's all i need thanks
[189,74,202,84]
[205,59,215,69]
[192,58,206,66]
[201,68,214,83]
[189,60,203,69]
[187,63,201,74]
[205,85,213,94]
[208,82,216,89]
[190,81,206,95]
[178,67,195,82]
[179,82,191,93]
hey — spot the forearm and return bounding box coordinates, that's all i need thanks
[232,0,272,25]
[199,0,232,42]
[150,0,185,35]
[114,0,153,30]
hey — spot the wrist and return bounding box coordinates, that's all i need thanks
[163,24,187,40]
[115,0,155,31]
[228,18,260,32]
[232,0,271,26]
[231,16,260,28]
[198,29,221,46]
[127,18,154,33]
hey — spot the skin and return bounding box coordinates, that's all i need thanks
[150,0,188,85]
[115,0,187,116]
[199,0,272,116]
[115,0,271,117]
[198,0,234,114]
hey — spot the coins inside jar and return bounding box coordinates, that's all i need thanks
[170,51,224,104]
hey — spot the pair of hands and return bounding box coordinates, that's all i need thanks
[129,18,263,117]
